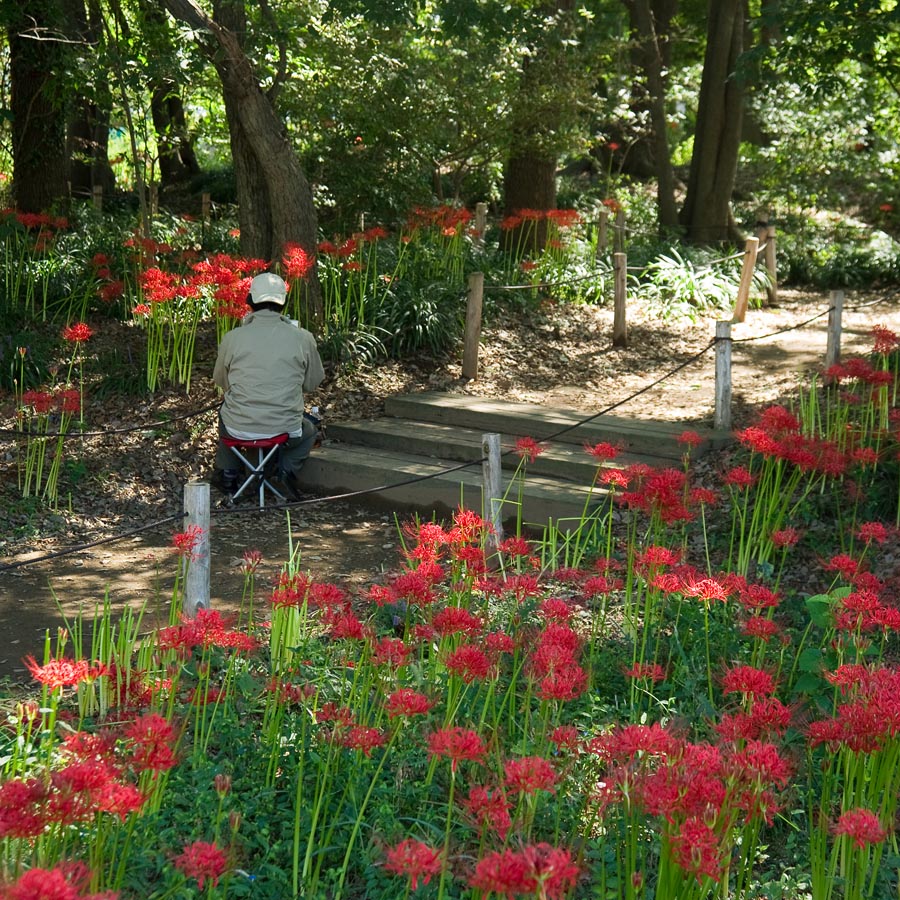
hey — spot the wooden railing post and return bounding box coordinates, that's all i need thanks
[613,252,628,348]
[482,432,503,554]
[183,481,210,617]
[92,185,103,211]
[732,236,760,323]
[474,201,488,249]
[825,289,844,370]
[613,208,625,254]
[595,208,609,261]
[764,225,777,305]
[462,272,484,380]
[715,321,732,432]
[201,192,211,223]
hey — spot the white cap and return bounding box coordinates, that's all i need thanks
[249,273,288,307]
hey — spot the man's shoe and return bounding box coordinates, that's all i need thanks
[276,469,303,501]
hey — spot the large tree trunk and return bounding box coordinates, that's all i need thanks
[7,1,69,212]
[151,82,201,186]
[64,0,115,199]
[160,0,322,323]
[680,0,746,243]
[624,0,680,231]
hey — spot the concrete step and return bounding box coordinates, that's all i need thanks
[295,443,603,529]
[296,392,732,530]
[326,418,657,483]
[384,391,730,459]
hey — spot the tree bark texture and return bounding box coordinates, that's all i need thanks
[624,0,680,231]
[679,0,746,243]
[7,1,69,212]
[161,0,322,323]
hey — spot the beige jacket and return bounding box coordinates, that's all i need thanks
[213,310,325,439]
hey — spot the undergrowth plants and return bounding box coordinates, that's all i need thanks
[1,327,898,899]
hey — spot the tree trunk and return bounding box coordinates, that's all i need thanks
[7,1,69,212]
[624,0,680,231]
[502,154,556,253]
[161,0,322,323]
[151,81,201,186]
[679,0,746,244]
[64,0,116,199]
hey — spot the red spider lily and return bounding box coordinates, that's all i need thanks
[281,242,315,279]
[448,506,492,544]
[550,725,581,753]
[171,524,204,559]
[132,303,151,317]
[681,575,731,603]
[602,197,622,213]
[370,636,414,669]
[582,574,624,597]
[308,581,348,609]
[857,521,890,544]
[383,838,443,890]
[484,631,516,656]
[723,465,757,489]
[24,656,107,690]
[469,844,579,900]
[324,608,369,640]
[824,553,860,580]
[624,662,667,682]
[174,840,229,890]
[504,755,558,794]
[99,281,125,303]
[62,322,94,343]
[872,324,899,354]
[539,597,574,621]
[590,722,680,762]
[669,816,723,882]
[124,712,177,772]
[740,616,783,642]
[721,664,775,697]
[443,644,494,683]
[0,864,115,900]
[432,606,483,636]
[633,545,681,570]
[771,527,801,548]
[678,429,703,448]
[500,573,543,602]
[515,435,545,462]
[390,570,437,605]
[56,389,81,415]
[386,688,434,719]
[461,785,512,838]
[584,440,621,462]
[21,389,54,415]
[498,535,533,557]
[427,726,486,771]
[726,739,792,787]
[539,662,588,701]
[340,725,387,756]
[832,807,889,848]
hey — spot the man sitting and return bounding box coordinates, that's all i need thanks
[213,272,325,499]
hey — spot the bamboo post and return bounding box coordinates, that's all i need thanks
[92,185,103,211]
[613,252,628,348]
[613,208,625,254]
[474,201,488,248]
[183,481,210,617]
[201,192,211,223]
[825,290,844,370]
[764,225,777,305]
[462,272,484,380]
[714,321,732,432]
[482,432,504,553]
[732,236,760,323]
[595,208,609,261]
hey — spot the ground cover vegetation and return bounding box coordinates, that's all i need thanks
[2,0,900,897]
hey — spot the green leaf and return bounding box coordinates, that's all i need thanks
[805,593,834,627]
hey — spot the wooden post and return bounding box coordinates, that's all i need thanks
[474,202,488,248]
[183,481,210,617]
[201,192,211,223]
[764,225,777,305]
[482,432,504,554]
[613,208,625,254]
[613,252,628,348]
[462,272,484,380]
[714,320,732,432]
[92,185,103,211]
[595,208,609,261]
[732,236,760,323]
[825,290,844,370]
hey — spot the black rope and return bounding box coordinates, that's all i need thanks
[0,401,220,440]
[0,512,184,574]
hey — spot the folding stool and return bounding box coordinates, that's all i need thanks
[220,432,290,507]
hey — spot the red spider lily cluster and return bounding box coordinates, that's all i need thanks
[500,208,582,231]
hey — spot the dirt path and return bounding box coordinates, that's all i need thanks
[1,287,896,681]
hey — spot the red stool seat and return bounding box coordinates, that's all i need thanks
[221,432,289,507]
